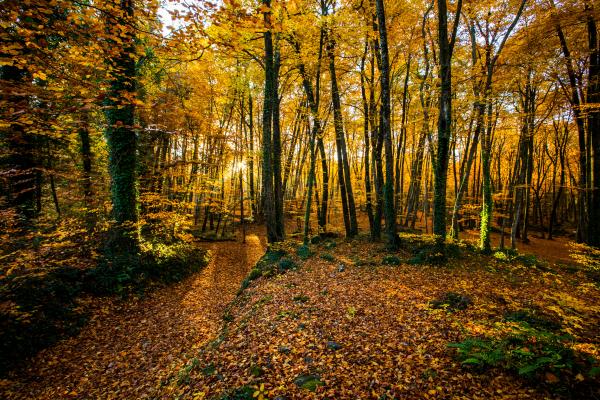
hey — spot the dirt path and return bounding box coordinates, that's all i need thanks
[1,227,267,400]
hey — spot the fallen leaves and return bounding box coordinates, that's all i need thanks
[3,230,599,399]
[163,237,599,399]
[1,228,266,399]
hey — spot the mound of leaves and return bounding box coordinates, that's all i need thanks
[397,233,469,265]
[450,322,600,397]
[493,249,545,268]
[239,245,290,292]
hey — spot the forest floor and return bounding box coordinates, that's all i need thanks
[2,224,599,400]
[0,226,267,399]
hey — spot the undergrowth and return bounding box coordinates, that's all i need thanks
[450,319,600,397]
[0,231,210,375]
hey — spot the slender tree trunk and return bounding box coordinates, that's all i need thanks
[361,39,375,236]
[433,0,462,247]
[480,98,493,253]
[587,8,600,246]
[376,0,397,247]
[272,38,285,240]
[327,30,358,237]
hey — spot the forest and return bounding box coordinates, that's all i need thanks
[1,0,600,398]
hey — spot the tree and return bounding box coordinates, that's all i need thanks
[260,0,285,243]
[375,0,398,247]
[103,0,140,259]
[433,0,462,247]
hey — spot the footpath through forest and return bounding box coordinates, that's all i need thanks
[1,227,267,399]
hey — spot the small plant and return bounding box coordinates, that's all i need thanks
[430,292,472,311]
[320,253,335,262]
[201,363,216,376]
[310,235,322,244]
[217,386,255,400]
[324,240,337,249]
[249,364,263,377]
[278,257,297,271]
[177,357,200,385]
[346,306,357,319]
[252,383,267,400]
[293,294,310,303]
[297,244,312,260]
[504,308,561,331]
[294,374,324,391]
[382,255,401,266]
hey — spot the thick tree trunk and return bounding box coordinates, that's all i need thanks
[261,0,283,242]
[104,0,140,259]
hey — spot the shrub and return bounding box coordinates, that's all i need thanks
[239,248,289,292]
[494,249,543,268]
[87,241,210,294]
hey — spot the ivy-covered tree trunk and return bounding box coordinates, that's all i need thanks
[375,0,397,248]
[292,33,324,243]
[551,2,587,242]
[104,0,140,259]
[248,93,256,217]
[480,99,493,253]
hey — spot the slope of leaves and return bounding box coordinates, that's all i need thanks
[162,235,600,399]
[0,228,267,399]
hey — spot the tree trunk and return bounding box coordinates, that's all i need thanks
[104,0,140,259]
[375,0,397,247]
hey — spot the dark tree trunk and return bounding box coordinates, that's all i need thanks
[1,64,38,221]
[360,39,375,237]
[587,9,600,246]
[375,0,397,248]
[327,29,358,237]
[104,0,140,259]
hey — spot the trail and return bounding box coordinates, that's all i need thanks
[2,227,267,400]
